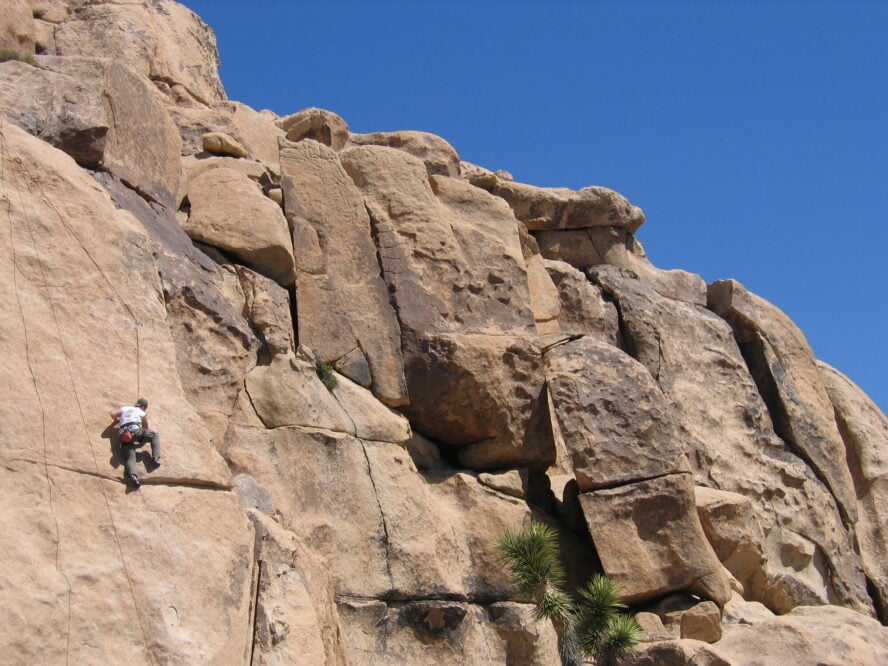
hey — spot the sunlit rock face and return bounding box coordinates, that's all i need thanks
[0,3,884,664]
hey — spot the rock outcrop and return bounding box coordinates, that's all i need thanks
[0,2,885,664]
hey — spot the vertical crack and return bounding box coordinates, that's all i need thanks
[358,441,395,594]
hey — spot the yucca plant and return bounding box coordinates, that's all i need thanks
[495,523,642,666]
[494,522,581,666]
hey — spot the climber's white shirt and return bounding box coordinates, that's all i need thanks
[119,405,146,427]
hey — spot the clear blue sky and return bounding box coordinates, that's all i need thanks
[182,0,886,412]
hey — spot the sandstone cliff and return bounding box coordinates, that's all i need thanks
[0,2,886,665]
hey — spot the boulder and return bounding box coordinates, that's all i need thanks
[95,174,259,449]
[543,258,619,344]
[202,131,248,158]
[244,352,353,433]
[279,139,407,405]
[278,107,349,150]
[708,279,858,525]
[183,166,296,285]
[578,473,732,606]
[0,0,34,54]
[2,56,182,208]
[545,336,689,491]
[591,266,872,615]
[488,602,560,666]
[0,59,107,166]
[472,175,645,233]
[680,601,722,642]
[818,360,888,621]
[235,266,295,360]
[479,471,525,498]
[349,129,461,177]
[50,0,225,104]
[341,146,554,469]
[331,374,412,444]
[538,227,707,304]
[172,102,285,168]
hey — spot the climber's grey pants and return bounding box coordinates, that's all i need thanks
[121,429,160,477]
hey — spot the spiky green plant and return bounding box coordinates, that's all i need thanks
[596,614,644,666]
[315,359,337,390]
[0,49,36,65]
[495,524,642,666]
[494,522,581,665]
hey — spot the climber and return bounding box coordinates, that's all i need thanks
[111,398,161,489]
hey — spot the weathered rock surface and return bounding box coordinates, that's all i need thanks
[538,226,708,304]
[341,145,554,469]
[472,174,645,233]
[184,166,296,285]
[279,139,407,405]
[579,473,732,606]
[543,258,619,344]
[49,0,225,104]
[708,279,858,526]
[545,336,688,491]
[349,129,461,177]
[0,0,34,54]
[818,360,888,621]
[278,107,350,150]
[3,5,886,664]
[592,266,872,616]
[0,121,255,664]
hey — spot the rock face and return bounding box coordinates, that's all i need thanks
[1,3,886,665]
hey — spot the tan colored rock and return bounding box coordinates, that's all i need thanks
[331,374,412,444]
[702,604,888,665]
[708,279,858,525]
[0,129,256,662]
[184,166,296,285]
[0,122,231,486]
[473,175,645,232]
[404,432,444,471]
[339,600,518,665]
[591,266,872,616]
[695,487,768,601]
[680,601,722,642]
[0,59,108,166]
[342,146,553,469]
[202,131,248,158]
[235,266,294,359]
[279,139,407,405]
[223,425,531,602]
[349,129,461,176]
[96,174,258,449]
[546,337,688,491]
[488,602,560,666]
[538,227,707,304]
[28,1,69,24]
[0,0,35,54]
[6,56,183,208]
[579,473,732,605]
[50,0,225,104]
[634,612,670,640]
[479,470,525,498]
[171,102,285,168]
[543,258,619,344]
[818,360,888,621]
[278,107,349,150]
[247,510,347,666]
[244,352,353,433]
[526,253,561,335]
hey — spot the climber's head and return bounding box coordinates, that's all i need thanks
[135,398,148,410]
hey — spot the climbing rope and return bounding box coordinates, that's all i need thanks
[0,120,154,664]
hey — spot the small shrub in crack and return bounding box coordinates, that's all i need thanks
[315,359,337,391]
[0,50,36,65]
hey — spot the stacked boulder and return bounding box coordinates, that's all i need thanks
[0,2,886,665]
